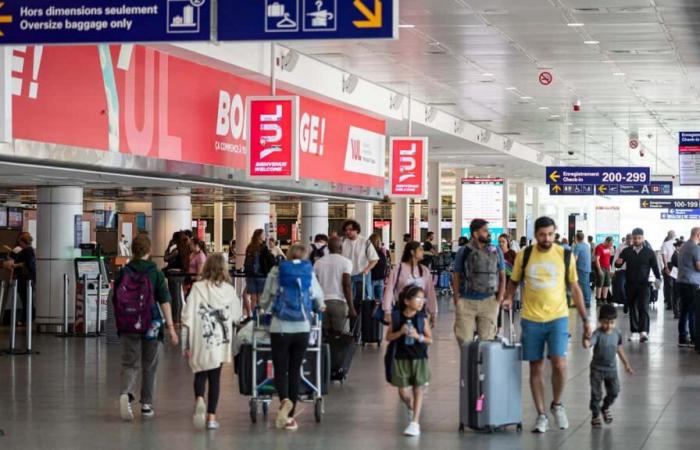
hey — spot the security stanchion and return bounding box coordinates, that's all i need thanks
[95,274,102,336]
[2,279,37,356]
[82,274,90,337]
[56,274,73,337]
[24,281,38,355]
[7,280,17,353]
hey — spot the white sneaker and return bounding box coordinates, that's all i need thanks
[531,414,548,433]
[404,421,421,437]
[141,404,155,418]
[550,403,569,430]
[193,397,206,429]
[206,420,220,430]
[628,333,640,342]
[119,394,133,421]
[640,332,649,343]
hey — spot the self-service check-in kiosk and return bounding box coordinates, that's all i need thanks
[74,244,110,336]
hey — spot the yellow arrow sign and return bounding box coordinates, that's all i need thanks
[642,200,650,208]
[552,185,562,193]
[353,0,382,28]
[598,185,607,194]
[548,170,560,183]
[0,2,13,37]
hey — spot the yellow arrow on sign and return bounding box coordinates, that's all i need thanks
[549,170,560,183]
[642,200,650,208]
[552,185,562,193]
[598,185,607,194]
[0,2,13,37]
[353,0,382,28]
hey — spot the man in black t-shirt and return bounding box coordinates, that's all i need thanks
[422,231,438,269]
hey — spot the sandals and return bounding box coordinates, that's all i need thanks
[591,416,603,428]
[602,409,613,424]
[284,418,299,431]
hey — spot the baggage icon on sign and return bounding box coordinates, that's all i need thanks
[304,0,337,31]
[266,0,299,32]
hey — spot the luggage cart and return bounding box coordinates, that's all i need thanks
[248,311,325,424]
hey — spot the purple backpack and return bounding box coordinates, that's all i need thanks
[113,265,155,334]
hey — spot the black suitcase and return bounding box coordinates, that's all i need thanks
[327,326,357,381]
[360,299,383,346]
[236,343,330,396]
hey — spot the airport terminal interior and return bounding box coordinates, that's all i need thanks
[3,0,700,449]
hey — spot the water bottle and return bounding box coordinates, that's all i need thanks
[145,317,162,340]
[405,320,415,346]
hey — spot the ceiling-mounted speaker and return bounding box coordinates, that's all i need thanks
[390,93,404,110]
[343,74,359,93]
[425,106,438,123]
[280,50,300,71]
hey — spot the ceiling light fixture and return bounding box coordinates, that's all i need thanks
[567,23,585,27]
[482,72,494,76]
[538,106,550,110]
[506,86,517,91]
[399,24,415,28]
[613,72,626,76]
[584,40,600,45]
[521,96,533,100]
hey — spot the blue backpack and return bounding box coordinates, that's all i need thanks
[272,260,314,322]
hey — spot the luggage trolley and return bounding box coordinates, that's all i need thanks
[247,311,325,424]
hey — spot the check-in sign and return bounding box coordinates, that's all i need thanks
[246,96,299,181]
[390,137,428,198]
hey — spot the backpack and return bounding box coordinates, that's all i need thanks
[113,265,156,335]
[520,245,572,288]
[462,243,500,295]
[272,260,314,322]
[309,244,327,265]
[243,250,260,276]
[371,248,389,281]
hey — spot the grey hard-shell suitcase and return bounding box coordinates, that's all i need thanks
[459,310,523,433]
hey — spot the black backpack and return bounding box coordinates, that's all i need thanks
[371,249,389,281]
[309,244,327,265]
[519,245,572,288]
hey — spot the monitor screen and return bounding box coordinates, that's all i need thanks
[0,207,7,228]
[76,259,101,279]
[136,213,146,231]
[104,211,117,229]
[8,208,22,229]
[94,210,105,228]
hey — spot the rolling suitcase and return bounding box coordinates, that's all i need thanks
[360,298,382,346]
[459,310,522,433]
[327,322,357,381]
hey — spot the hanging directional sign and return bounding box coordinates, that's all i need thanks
[549,184,594,195]
[217,0,398,41]
[0,0,212,44]
[595,181,673,196]
[640,199,700,209]
[661,211,700,220]
[679,131,700,185]
[546,166,650,185]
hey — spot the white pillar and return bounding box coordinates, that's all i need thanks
[428,161,442,243]
[532,186,540,221]
[516,182,526,239]
[36,186,83,326]
[151,190,192,267]
[214,202,223,252]
[502,179,510,235]
[354,201,373,239]
[301,200,329,244]
[453,169,467,240]
[121,201,153,235]
[235,201,270,269]
[392,198,410,263]
[412,201,422,241]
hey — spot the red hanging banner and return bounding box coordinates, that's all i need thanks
[246,96,299,181]
[389,137,428,198]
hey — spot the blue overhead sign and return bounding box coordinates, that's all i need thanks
[217,0,398,41]
[546,166,650,185]
[549,184,594,195]
[0,0,211,44]
[595,181,673,196]
[641,199,700,209]
[661,211,700,220]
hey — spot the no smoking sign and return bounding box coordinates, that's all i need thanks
[539,71,553,86]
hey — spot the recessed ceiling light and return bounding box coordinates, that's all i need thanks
[549,114,560,118]
[521,96,533,100]
[584,40,600,45]
[538,106,550,110]
[482,72,494,76]
[506,86,518,91]
[399,24,416,28]
[567,23,585,27]
[613,72,626,76]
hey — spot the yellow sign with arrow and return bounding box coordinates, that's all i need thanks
[353,0,382,28]
[597,185,607,194]
[0,2,13,37]
[548,170,560,183]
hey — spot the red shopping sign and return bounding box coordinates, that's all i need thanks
[390,137,428,198]
[246,96,299,180]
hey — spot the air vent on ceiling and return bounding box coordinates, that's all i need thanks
[425,42,448,55]
[428,102,457,106]
[573,8,604,13]
[610,7,652,13]
[479,80,496,83]
[608,49,634,54]
[470,119,493,123]
[499,132,521,136]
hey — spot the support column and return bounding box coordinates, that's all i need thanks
[36,186,83,326]
[214,202,223,252]
[235,201,271,269]
[121,201,153,236]
[453,169,467,241]
[354,201,373,240]
[428,161,442,244]
[532,186,540,221]
[392,198,410,264]
[301,200,329,244]
[516,182,527,239]
[151,190,192,267]
[412,201,422,241]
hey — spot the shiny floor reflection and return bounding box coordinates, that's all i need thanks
[1,299,699,450]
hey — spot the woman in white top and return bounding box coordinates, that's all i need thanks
[182,253,242,431]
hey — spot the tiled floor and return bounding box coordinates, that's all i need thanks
[1,298,699,449]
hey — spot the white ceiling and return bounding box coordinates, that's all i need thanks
[287,0,700,177]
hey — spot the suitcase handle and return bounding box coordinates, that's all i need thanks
[500,307,517,346]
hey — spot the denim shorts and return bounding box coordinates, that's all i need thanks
[245,277,266,295]
[521,317,569,361]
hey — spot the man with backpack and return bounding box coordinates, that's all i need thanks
[504,216,592,433]
[452,219,506,346]
[114,234,179,422]
[309,234,329,265]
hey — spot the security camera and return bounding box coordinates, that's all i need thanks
[647,133,653,140]
[639,148,645,157]
[568,150,575,156]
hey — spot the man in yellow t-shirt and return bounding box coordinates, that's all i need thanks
[504,216,592,434]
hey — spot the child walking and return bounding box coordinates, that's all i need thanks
[182,253,242,430]
[385,286,433,437]
[583,304,634,427]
